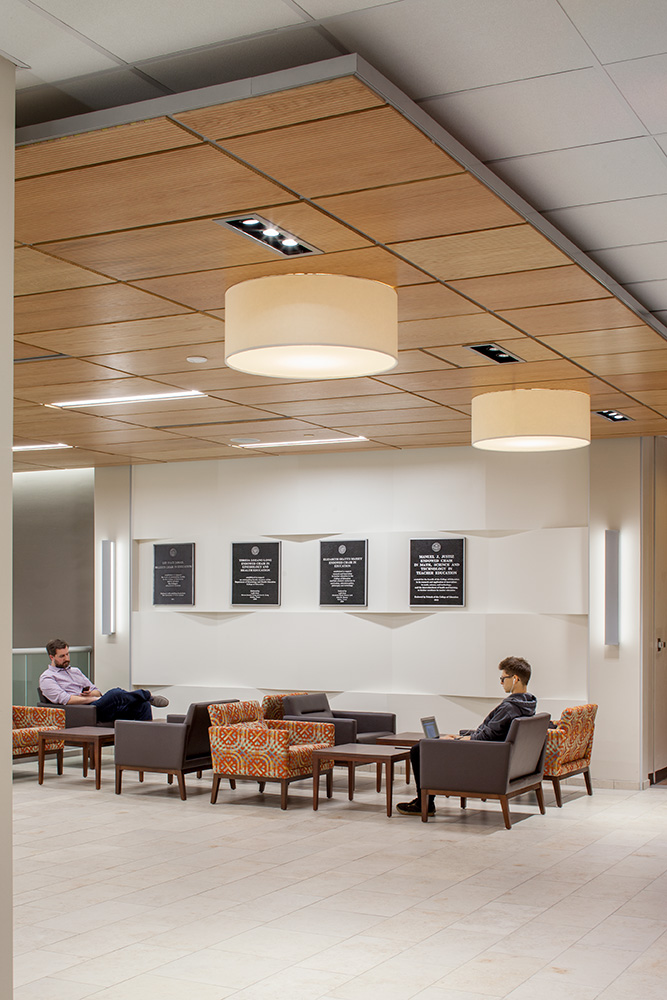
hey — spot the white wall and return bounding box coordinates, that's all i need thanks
[125,446,590,735]
[94,466,132,693]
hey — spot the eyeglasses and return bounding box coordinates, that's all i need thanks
[500,675,513,683]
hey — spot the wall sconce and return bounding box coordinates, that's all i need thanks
[101,539,116,635]
[605,529,619,646]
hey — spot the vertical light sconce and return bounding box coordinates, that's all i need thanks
[605,529,619,646]
[101,539,116,635]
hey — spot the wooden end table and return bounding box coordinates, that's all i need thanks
[376,732,424,784]
[312,744,411,817]
[38,727,115,790]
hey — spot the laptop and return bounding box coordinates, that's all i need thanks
[420,716,440,739]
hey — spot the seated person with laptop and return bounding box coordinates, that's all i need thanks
[397,656,536,816]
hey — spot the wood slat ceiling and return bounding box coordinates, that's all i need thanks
[13,73,667,470]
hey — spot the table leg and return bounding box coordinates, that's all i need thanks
[386,759,395,817]
[313,756,321,810]
[406,756,411,784]
[82,746,88,777]
[347,762,355,800]
[38,734,45,784]
[94,740,102,790]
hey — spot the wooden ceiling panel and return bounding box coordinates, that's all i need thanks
[375,358,585,393]
[609,374,667,393]
[133,246,432,311]
[15,375,163,406]
[397,283,483,321]
[88,341,228,377]
[16,314,225,357]
[16,145,295,243]
[224,106,463,198]
[14,340,56,359]
[577,350,667,377]
[240,392,437,418]
[448,265,610,310]
[307,405,455,428]
[538,326,667,357]
[208,377,397,407]
[498,298,640,336]
[398,313,520,350]
[15,284,191,336]
[17,448,154,468]
[428,338,560,368]
[49,427,188,448]
[177,418,317,442]
[255,439,391,456]
[15,247,115,295]
[591,415,667,437]
[391,350,455,374]
[15,118,200,178]
[366,431,471,447]
[352,418,471,437]
[174,77,385,139]
[151,369,296,392]
[417,376,609,408]
[93,439,246,460]
[394,225,569,282]
[316,174,521,244]
[14,357,134,389]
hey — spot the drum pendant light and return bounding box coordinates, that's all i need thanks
[471,388,590,452]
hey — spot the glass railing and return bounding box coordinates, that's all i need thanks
[12,647,93,706]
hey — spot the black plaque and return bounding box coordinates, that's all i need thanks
[320,540,368,607]
[410,538,465,607]
[153,543,195,605]
[232,542,281,606]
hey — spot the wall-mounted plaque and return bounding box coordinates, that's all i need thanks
[320,540,368,607]
[153,543,195,605]
[410,538,465,607]
[232,542,281,605]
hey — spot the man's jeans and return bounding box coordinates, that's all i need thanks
[92,687,152,723]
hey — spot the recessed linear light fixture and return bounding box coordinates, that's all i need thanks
[231,435,368,449]
[12,442,72,452]
[596,409,632,422]
[213,214,322,257]
[466,344,523,363]
[49,389,206,409]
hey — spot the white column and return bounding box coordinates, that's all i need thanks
[94,466,132,692]
[0,54,15,997]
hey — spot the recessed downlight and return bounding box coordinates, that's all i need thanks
[467,344,523,363]
[213,214,322,257]
[186,356,208,364]
[596,409,632,422]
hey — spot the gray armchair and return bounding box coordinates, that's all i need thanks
[282,693,396,745]
[114,699,238,800]
[38,686,102,727]
[420,713,551,829]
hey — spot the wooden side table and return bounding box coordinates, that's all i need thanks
[376,732,423,784]
[38,727,115,790]
[312,743,411,817]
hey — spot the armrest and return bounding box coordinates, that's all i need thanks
[420,739,512,795]
[332,710,396,735]
[21,705,66,728]
[64,704,99,728]
[166,714,187,724]
[114,720,187,768]
[270,720,335,746]
[283,714,354,744]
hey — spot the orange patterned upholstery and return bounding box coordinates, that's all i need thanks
[544,703,598,806]
[208,700,334,809]
[12,705,65,760]
[261,692,308,720]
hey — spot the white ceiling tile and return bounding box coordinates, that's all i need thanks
[544,196,667,251]
[298,0,394,15]
[607,55,667,134]
[2,1,120,81]
[487,138,667,211]
[591,244,667,284]
[421,69,644,160]
[321,0,593,99]
[625,279,667,312]
[35,0,305,62]
[559,0,667,63]
[657,135,667,156]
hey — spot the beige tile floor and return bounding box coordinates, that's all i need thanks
[12,754,667,999]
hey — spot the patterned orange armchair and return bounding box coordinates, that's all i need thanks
[544,703,598,807]
[260,692,308,721]
[208,700,334,809]
[13,705,66,769]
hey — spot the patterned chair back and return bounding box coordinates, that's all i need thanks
[208,700,264,727]
[261,692,308,720]
[544,703,598,775]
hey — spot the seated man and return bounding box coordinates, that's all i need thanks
[39,639,169,724]
[397,656,536,816]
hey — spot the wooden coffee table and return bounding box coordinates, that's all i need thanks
[376,732,423,783]
[38,726,115,790]
[311,744,411,817]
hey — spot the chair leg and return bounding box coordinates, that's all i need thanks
[460,797,467,809]
[139,771,144,782]
[583,768,593,795]
[421,789,430,823]
[326,769,333,798]
[552,777,563,807]
[258,782,266,792]
[499,796,512,830]
[115,767,122,795]
[229,778,236,790]
[56,749,63,775]
[535,784,546,815]
[376,762,382,793]
[211,773,221,804]
[167,773,173,784]
[280,780,288,810]
[177,772,187,801]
